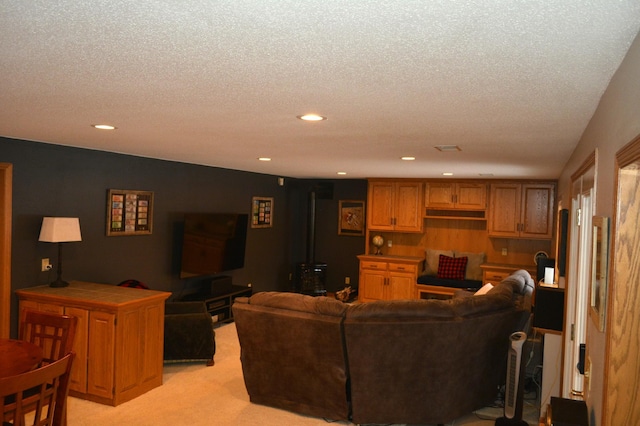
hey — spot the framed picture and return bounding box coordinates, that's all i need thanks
[106,189,154,236]
[251,196,273,228]
[338,200,365,236]
[590,216,609,332]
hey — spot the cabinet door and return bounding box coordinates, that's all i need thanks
[520,183,554,239]
[367,182,395,231]
[425,183,455,209]
[455,183,487,210]
[359,269,387,302]
[140,303,165,386]
[65,306,89,393]
[488,183,521,237]
[388,272,416,300]
[87,311,115,400]
[394,182,423,232]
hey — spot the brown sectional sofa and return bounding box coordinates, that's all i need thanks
[232,270,534,425]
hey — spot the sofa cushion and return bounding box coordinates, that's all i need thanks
[247,291,348,317]
[423,249,454,275]
[454,251,486,281]
[437,255,468,280]
[346,299,457,320]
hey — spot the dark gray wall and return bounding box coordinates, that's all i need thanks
[2,137,366,335]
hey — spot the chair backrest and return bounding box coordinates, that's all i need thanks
[0,352,75,426]
[19,310,78,365]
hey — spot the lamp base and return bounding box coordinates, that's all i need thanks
[49,279,69,288]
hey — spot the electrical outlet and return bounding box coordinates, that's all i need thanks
[345,277,350,285]
[41,258,52,272]
[501,248,508,256]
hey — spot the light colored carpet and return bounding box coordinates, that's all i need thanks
[67,322,539,425]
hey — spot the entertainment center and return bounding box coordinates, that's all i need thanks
[179,276,252,324]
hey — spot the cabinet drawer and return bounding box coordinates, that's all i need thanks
[388,263,417,274]
[361,261,388,270]
[483,270,511,284]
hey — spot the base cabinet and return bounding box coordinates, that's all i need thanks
[357,255,423,302]
[17,281,170,406]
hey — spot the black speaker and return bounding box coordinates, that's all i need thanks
[533,286,564,332]
[546,397,588,426]
[536,258,555,283]
[557,209,569,276]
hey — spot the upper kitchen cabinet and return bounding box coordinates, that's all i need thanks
[425,182,487,210]
[367,180,423,233]
[488,182,555,239]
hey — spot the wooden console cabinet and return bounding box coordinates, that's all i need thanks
[180,284,252,324]
[357,255,423,302]
[16,281,170,406]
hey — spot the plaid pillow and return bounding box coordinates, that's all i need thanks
[437,255,468,280]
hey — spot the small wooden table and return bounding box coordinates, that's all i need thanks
[0,338,43,378]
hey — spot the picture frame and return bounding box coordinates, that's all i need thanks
[251,196,273,228]
[338,200,365,236]
[590,215,609,332]
[106,189,154,236]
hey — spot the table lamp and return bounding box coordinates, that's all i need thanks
[38,217,82,288]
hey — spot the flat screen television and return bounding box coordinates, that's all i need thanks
[180,213,248,279]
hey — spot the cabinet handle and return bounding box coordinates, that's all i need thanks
[397,267,405,270]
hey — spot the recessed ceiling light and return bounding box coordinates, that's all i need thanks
[337,171,347,175]
[401,156,416,161]
[297,114,327,121]
[258,157,271,162]
[92,124,116,130]
[434,145,461,152]
[442,172,454,176]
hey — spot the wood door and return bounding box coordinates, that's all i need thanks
[140,303,165,386]
[87,310,115,400]
[455,183,487,210]
[394,182,423,232]
[359,268,387,302]
[425,183,455,209]
[520,183,555,239]
[0,164,11,338]
[488,183,521,237]
[367,182,394,231]
[65,306,89,393]
[387,272,416,300]
[604,136,640,425]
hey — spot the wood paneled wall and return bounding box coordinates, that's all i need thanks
[367,217,552,267]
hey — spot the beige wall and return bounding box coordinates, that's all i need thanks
[557,30,640,424]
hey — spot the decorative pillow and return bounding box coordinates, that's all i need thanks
[423,249,454,276]
[454,251,486,281]
[437,255,468,280]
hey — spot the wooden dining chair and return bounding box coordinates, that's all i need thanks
[19,311,77,366]
[0,352,75,426]
[17,310,78,425]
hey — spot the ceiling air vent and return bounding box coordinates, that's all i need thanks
[434,145,461,152]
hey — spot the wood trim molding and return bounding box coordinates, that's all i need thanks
[570,150,596,183]
[0,163,12,338]
[615,133,640,168]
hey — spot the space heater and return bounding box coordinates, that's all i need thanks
[495,331,528,426]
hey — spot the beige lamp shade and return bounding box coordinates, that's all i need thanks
[39,217,82,242]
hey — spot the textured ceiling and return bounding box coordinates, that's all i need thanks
[1,1,640,179]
